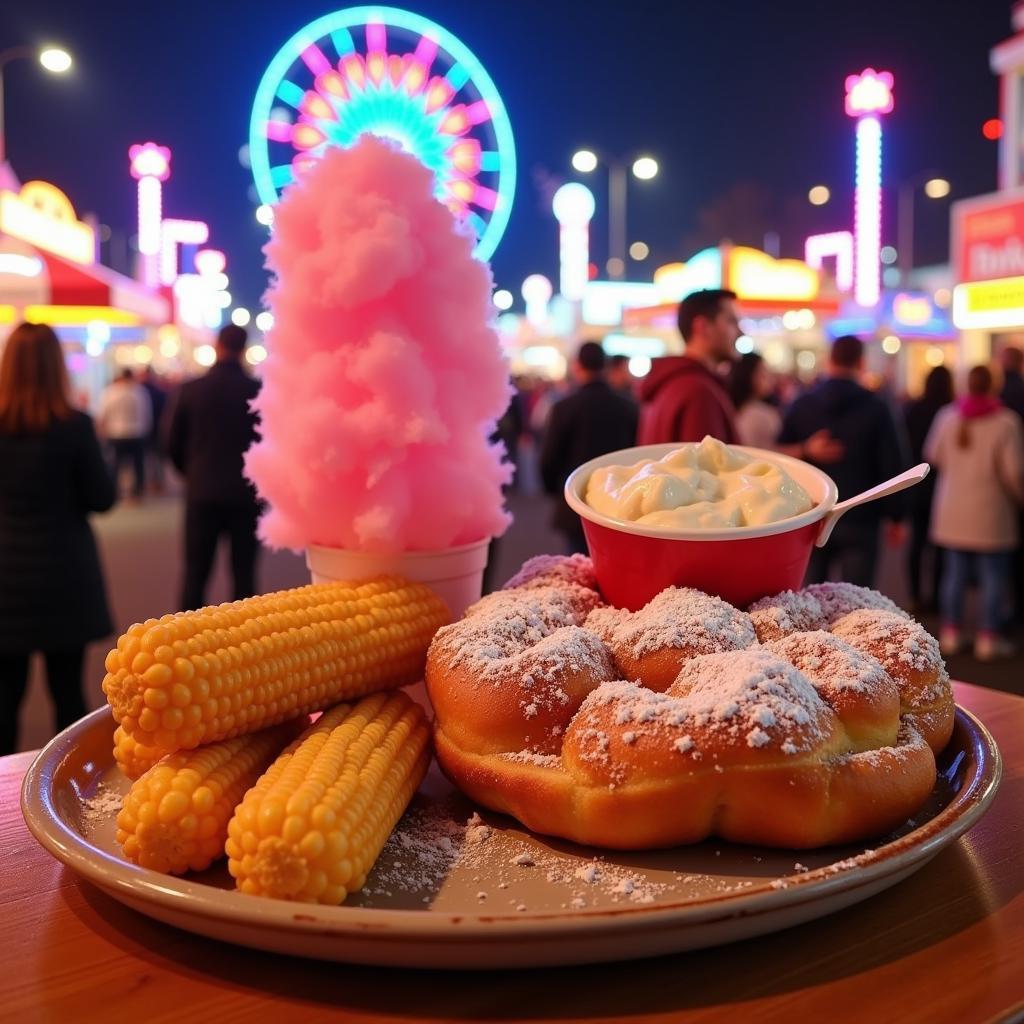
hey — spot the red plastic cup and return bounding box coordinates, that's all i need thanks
[564,444,838,611]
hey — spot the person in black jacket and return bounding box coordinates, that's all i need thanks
[904,365,954,612]
[779,335,910,587]
[1000,346,1024,623]
[164,324,261,611]
[540,341,638,553]
[0,322,115,754]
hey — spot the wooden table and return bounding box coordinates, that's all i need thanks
[2,681,1022,1024]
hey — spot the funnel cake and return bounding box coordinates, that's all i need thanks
[425,558,954,850]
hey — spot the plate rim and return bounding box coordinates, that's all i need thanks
[20,704,1002,942]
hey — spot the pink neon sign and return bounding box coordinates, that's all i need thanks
[845,69,893,308]
[130,142,172,288]
[805,231,854,293]
[844,69,894,117]
[160,218,209,285]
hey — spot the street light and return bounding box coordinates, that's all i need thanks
[897,173,951,284]
[0,45,74,165]
[570,148,659,280]
[808,184,831,206]
[39,48,72,74]
[571,149,598,173]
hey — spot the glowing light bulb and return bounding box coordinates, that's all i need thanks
[632,156,658,180]
[39,48,72,73]
[572,150,598,173]
[194,344,216,367]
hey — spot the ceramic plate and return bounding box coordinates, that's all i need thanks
[21,704,1000,969]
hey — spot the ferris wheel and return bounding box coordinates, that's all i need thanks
[248,6,516,261]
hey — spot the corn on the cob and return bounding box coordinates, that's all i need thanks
[101,577,448,759]
[116,719,307,874]
[225,691,429,904]
[113,724,165,780]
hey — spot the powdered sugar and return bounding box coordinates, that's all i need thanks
[81,782,125,824]
[804,582,904,626]
[589,587,757,660]
[503,553,600,594]
[572,651,829,760]
[831,609,948,700]
[767,630,893,696]
[432,587,614,697]
[747,589,827,641]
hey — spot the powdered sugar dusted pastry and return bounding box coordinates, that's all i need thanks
[428,558,948,851]
[766,630,900,750]
[747,589,827,642]
[830,608,953,753]
[804,582,905,626]
[584,587,757,692]
[426,585,616,757]
[503,553,600,594]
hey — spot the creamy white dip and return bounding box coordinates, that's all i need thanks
[585,437,814,530]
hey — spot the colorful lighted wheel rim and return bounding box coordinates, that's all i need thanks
[249,6,515,262]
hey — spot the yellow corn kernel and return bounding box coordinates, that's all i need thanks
[116,719,306,874]
[113,724,165,780]
[101,577,448,759]
[225,691,429,904]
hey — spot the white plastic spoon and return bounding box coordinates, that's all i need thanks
[815,462,930,547]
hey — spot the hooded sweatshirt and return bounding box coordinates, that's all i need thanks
[778,376,909,524]
[637,356,738,445]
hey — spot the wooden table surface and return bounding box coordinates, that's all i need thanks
[2,680,1022,1024]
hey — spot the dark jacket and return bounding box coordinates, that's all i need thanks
[540,379,638,534]
[779,376,910,524]
[164,361,261,506]
[904,396,949,520]
[0,412,115,652]
[1002,369,1024,423]
[637,356,738,445]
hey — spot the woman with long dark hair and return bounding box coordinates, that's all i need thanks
[904,364,954,612]
[727,351,781,449]
[0,322,115,753]
[925,364,1024,660]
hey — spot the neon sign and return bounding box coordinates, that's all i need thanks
[249,6,515,261]
[846,69,892,307]
[160,219,209,285]
[728,246,819,302]
[552,183,594,302]
[805,231,854,292]
[844,68,894,117]
[130,142,172,288]
[0,181,96,265]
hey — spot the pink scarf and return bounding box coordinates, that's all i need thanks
[957,395,1002,419]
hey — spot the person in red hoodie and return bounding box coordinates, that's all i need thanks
[638,289,741,444]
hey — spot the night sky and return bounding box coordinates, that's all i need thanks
[1,1,1011,312]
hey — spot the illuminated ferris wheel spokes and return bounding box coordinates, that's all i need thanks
[249,7,515,260]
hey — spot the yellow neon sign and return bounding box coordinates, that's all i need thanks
[0,181,96,265]
[728,247,820,302]
[23,305,141,326]
[953,276,1024,329]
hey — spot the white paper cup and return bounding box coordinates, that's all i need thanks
[305,538,490,619]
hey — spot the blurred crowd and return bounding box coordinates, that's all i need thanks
[513,289,1024,663]
[3,289,1024,755]
[0,321,262,753]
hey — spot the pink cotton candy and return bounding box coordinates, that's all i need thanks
[244,137,513,553]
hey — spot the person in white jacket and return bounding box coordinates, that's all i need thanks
[97,369,152,501]
[925,364,1024,660]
